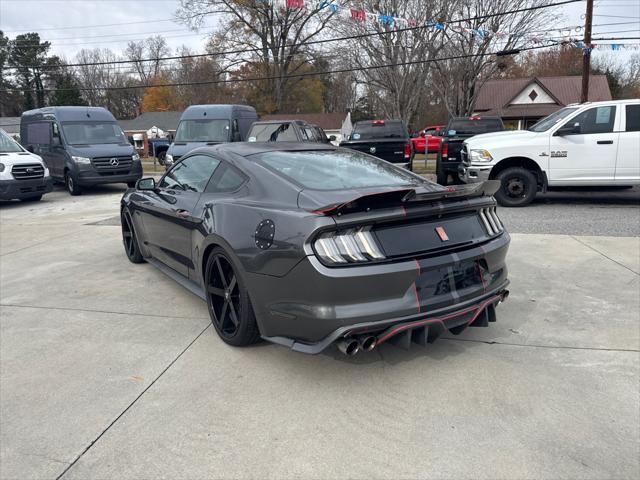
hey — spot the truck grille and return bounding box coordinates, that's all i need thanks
[92,156,133,175]
[11,163,45,180]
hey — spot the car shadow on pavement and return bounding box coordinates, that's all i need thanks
[532,186,640,206]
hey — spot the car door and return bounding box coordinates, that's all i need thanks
[139,154,221,276]
[615,104,640,182]
[548,105,619,183]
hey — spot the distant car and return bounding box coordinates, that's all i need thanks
[121,142,510,355]
[411,125,446,154]
[0,128,53,202]
[247,120,334,143]
[340,119,414,169]
[437,116,505,185]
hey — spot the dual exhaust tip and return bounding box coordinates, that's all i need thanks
[337,335,377,356]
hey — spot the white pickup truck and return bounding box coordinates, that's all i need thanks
[459,99,640,206]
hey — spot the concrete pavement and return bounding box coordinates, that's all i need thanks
[1,185,638,479]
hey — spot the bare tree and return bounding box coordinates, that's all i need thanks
[124,36,170,84]
[335,0,457,125]
[430,0,557,116]
[177,0,339,112]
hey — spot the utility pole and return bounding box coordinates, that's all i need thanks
[581,0,594,103]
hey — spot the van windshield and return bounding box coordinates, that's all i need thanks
[0,130,23,153]
[175,120,230,142]
[62,122,128,145]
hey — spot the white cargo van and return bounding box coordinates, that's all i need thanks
[459,99,640,206]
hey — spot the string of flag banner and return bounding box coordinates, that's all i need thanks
[261,0,638,52]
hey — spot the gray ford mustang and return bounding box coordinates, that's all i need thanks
[121,142,510,355]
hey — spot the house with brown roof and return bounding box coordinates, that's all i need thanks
[473,75,612,130]
[259,112,352,142]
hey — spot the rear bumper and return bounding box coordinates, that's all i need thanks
[0,177,53,200]
[248,232,510,353]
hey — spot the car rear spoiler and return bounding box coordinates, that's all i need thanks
[309,180,500,216]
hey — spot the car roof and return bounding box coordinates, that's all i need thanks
[251,120,309,126]
[192,141,337,158]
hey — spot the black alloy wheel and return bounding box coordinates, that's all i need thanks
[121,210,144,263]
[495,167,537,207]
[205,248,260,346]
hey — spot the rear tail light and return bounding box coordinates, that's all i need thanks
[372,120,385,125]
[314,227,386,265]
[403,143,411,159]
[441,143,448,158]
[478,206,504,236]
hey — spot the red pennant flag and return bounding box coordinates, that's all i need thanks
[350,8,366,21]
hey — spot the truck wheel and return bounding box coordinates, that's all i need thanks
[436,170,448,186]
[157,151,166,166]
[65,172,82,196]
[495,167,537,207]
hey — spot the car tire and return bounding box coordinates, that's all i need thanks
[22,195,42,202]
[121,210,145,263]
[65,171,82,196]
[205,247,260,347]
[157,151,166,166]
[495,167,537,207]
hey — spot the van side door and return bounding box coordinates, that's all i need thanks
[25,122,59,176]
[616,104,640,182]
[548,105,619,184]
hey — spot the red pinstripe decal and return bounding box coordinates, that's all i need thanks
[376,295,500,345]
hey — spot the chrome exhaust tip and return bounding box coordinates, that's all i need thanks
[337,338,360,356]
[360,336,377,352]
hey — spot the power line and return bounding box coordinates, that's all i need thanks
[0,43,561,94]
[1,0,584,68]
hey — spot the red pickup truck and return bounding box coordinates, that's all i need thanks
[411,125,446,154]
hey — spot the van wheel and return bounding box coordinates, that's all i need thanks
[495,167,537,207]
[157,151,166,166]
[65,172,82,196]
[436,170,448,186]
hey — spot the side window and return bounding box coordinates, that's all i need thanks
[564,106,616,134]
[206,163,247,193]
[27,123,51,145]
[625,105,640,132]
[160,154,220,193]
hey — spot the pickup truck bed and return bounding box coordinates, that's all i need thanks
[340,120,413,168]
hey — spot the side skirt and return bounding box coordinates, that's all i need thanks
[146,257,206,301]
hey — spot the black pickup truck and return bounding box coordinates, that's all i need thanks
[437,116,504,185]
[340,120,413,169]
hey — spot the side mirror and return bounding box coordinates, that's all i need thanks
[556,122,581,136]
[232,131,242,142]
[52,136,62,147]
[136,177,156,191]
[420,132,426,138]
[329,135,337,142]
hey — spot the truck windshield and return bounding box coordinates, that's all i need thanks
[528,107,580,132]
[351,122,406,140]
[0,130,23,153]
[252,149,425,190]
[62,122,127,145]
[448,119,503,135]
[175,120,230,142]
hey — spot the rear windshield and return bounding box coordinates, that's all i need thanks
[0,130,23,153]
[175,119,230,142]
[62,122,127,145]
[351,121,407,140]
[248,123,298,142]
[252,149,425,190]
[447,119,503,135]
